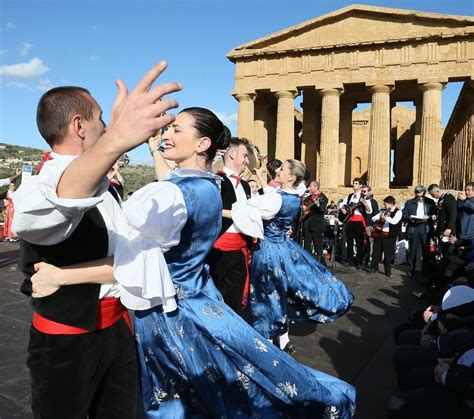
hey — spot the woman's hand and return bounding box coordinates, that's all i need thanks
[31,262,62,298]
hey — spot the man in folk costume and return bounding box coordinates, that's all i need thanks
[208,137,253,321]
[339,177,372,270]
[12,63,180,419]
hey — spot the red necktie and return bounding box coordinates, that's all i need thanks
[35,151,54,174]
[229,174,241,189]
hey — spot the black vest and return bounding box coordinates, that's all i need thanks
[216,173,251,236]
[19,190,118,330]
[387,208,402,238]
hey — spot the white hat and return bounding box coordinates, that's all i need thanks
[442,285,474,311]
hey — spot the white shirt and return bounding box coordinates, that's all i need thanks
[231,187,299,239]
[12,154,123,298]
[339,191,372,216]
[371,208,402,233]
[0,178,11,187]
[222,166,247,234]
[416,200,426,218]
[113,169,221,312]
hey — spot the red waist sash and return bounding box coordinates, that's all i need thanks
[32,297,132,335]
[213,232,251,309]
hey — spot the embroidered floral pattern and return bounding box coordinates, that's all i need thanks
[322,406,340,419]
[151,387,168,405]
[203,303,224,318]
[242,364,255,377]
[236,371,250,390]
[277,382,298,398]
[254,338,268,352]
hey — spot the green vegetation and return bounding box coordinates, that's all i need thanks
[0,143,155,199]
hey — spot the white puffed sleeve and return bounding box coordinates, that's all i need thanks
[231,191,282,239]
[12,156,109,245]
[113,181,187,312]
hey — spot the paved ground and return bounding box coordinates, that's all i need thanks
[0,242,426,419]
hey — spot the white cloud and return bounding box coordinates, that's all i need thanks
[36,79,53,91]
[3,22,15,32]
[0,57,49,80]
[214,111,238,128]
[19,43,33,57]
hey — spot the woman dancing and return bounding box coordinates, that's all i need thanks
[31,108,356,418]
[232,159,354,353]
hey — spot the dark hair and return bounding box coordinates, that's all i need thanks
[428,183,439,192]
[37,86,94,147]
[227,137,250,151]
[383,196,396,205]
[466,182,474,189]
[353,177,361,183]
[179,107,230,161]
[361,184,372,192]
[267,159,282,179]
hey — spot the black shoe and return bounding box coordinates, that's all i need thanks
[385,273,393,278]
[283,343,297,354]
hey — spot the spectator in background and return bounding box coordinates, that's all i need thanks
[266,159,282,189]
[3,183,18,242]
[428,183,457,255]
[402,185,436,281]
[0,169,21,187]
[457,182,474,242]
[247,178,261,197]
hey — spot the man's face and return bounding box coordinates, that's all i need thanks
[309,183,318,193]
[83,96,106,150]
[415,191,425,200]
[430,188,441,199]
[231,144,249,174]
[466,185,474,199]
[361,187,369,196]
[353,181,360,191]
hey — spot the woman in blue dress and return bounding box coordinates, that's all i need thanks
[232,160,354,353]
[31,108,356,418]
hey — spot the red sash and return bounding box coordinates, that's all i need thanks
[213,232,251,309]
[32,297,132,335]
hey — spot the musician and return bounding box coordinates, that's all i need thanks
[302,180,328,262]
[362,185,379,267]
[401,185,436,280]
[369,196,402,277]
[339,177,373,270]
[207,137,252,321]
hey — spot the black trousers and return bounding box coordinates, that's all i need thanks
[28,318,138,419]
[344,221,364,266]
[303,219,324,258]
[208,248,251,322]
[407,224,430,275]
[371,235,397,275]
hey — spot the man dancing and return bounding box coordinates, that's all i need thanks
[207,137,252,321]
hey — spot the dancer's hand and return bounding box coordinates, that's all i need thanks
[107,61,182,154]
[31,262,62,298]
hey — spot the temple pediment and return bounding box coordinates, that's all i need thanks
[227,4,474,60]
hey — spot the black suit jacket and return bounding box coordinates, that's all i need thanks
[435,192,457,234]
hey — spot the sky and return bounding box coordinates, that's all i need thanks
[1,0,473,164]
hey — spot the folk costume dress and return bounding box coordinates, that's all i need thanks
[232,188,354,340]
[114,170,356,419]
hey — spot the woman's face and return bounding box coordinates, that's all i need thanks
[8,184,15,191]
[275,160,294,186]
[161,112,208,163]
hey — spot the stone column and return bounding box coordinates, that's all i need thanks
[254,96,269,155]
[300,92,320,179]
[235,93,255,140]
[339,101,356,186]
[367,85,392,190]
[418,82,444,185]
[275,90,297,161]
[318,88,341,189]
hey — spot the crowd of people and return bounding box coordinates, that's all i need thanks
[5,61,473,418]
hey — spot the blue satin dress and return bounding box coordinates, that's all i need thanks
[134,176,356,418]
[250,191,354,339]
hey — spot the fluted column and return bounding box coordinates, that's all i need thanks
[339,101,356,186]
[300,92,320,179]
[235,93,255,140]
[418,82,444,185]
[367,85,392,190]
[254,96,269,155]
[318,88,341,189]
[275,90,297,160]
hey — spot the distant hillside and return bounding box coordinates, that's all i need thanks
[0,143,154,198]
